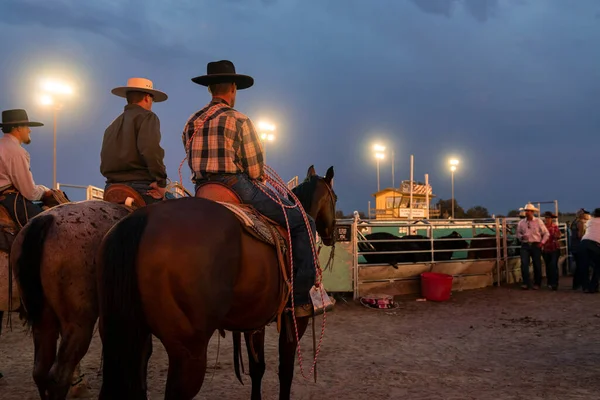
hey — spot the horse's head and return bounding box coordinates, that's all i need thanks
[292,165,337,246]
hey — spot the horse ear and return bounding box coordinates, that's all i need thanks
[306,165,316,179]
[325,166,334,184]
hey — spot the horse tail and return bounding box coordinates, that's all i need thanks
[99,210,150,398]
[233,331,245,384]
[14,213,54,327]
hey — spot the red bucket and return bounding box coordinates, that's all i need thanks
[420,272,453,302]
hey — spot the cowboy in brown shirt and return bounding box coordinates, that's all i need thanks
[100,77,171,204]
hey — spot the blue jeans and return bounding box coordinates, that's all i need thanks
[542,250,560,288]
[0,192,44,228]
[578,239,600,292]
[196,173,317,305]
[521,243,543,287]
[106,181,175,205]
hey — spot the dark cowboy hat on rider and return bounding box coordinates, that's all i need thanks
[0,109,44,128]
[191,60,254,89]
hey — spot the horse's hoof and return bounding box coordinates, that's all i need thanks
[67,382,92,398]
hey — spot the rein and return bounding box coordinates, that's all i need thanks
[256,165,336,382]
[176,108,336,381]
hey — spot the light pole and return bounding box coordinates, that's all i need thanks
[39,80,73,189]
[449,159,459,219]
[373,144,385,192]
[258,121,276,164]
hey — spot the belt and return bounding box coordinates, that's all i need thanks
[195,173,235,182]
[195,173,240,188]
[0,185,18,195]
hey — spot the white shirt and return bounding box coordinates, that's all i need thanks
[517,217,549,245]
[0,134,49,201]
[582,218,600,244]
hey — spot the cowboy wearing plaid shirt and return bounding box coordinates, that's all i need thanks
[182,60,317,317]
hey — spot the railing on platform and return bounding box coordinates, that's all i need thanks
[57,183,104,200]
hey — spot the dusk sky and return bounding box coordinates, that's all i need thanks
[0,0,598,215]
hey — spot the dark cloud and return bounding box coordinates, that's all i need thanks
[410,0,458,17]
[0,0,195,61]
[0,0,599,214]
[463,0,498,22]
[410,0,499,22]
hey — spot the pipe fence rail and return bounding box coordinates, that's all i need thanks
[330,215,571,300]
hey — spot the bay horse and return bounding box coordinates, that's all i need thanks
[97,165,337,399]
[10,200,132,399]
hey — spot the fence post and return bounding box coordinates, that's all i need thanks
[352,211,359,300]
[495,218,501,286]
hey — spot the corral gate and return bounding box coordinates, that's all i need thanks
[317,215,569,300]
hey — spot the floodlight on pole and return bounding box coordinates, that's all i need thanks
[448,158,460,219]
[372,143,386,192]
[38,79,74,189]
[258,121,276,163]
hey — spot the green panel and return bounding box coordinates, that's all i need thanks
[360,225,498,262]
[319,242,354,292]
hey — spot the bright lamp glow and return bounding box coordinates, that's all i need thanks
[450,165,457,172]
[375,152,385,160]
[449,159,459,166]
[39,94,54,106]
[373,144,386,152]
[260,133,275,141]
[258,121,276,132]
[41,80,73,95]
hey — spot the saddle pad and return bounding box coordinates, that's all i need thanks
[217,201,287,249]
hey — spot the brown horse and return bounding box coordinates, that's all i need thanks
[97,165,337,399]
[10,200,132,399]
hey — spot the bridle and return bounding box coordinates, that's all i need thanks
[316,179,337,272]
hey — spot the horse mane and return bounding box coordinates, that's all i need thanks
[291,175,320,212]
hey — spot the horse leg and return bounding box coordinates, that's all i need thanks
[141,334,153,393]
[47,322,94,400]
[244,329,266,400]
[278,315,311,400]
[164,335,211,400]
[0,311,3,380]
[32,305,60,400]
[67,362,91,399]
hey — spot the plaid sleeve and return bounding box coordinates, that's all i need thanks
[238,118,265,180]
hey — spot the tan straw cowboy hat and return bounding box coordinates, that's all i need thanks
[111,77,168,102]
[523,203,539,212]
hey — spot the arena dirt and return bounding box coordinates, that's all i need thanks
[1,284,599,399]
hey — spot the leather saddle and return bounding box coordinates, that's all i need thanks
[103,184,147,209]
[195,182,289,251]
[0,205,18,253]
[41,189,71,209]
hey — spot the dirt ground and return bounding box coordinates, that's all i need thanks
[1,284,600,399]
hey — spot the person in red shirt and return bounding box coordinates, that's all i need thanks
[542,211,562,290]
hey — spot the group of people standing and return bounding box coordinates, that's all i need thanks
[517,203,600,293]
[570,208,600,293]
[516,204,561,290]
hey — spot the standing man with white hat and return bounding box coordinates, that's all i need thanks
[100,77,170,204]
[516,203,549,290]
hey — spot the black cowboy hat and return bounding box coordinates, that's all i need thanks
[543,211,557,218]
[0,109,43,128]
[191,60,254,90]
